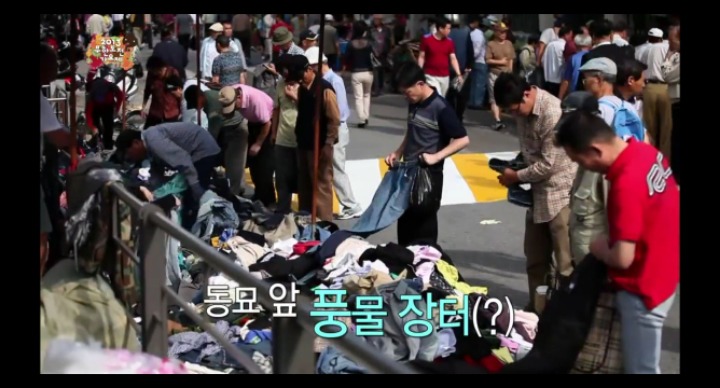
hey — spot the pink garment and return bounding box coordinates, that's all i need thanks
[407,245,442,285]
[513,310,539,342]
[496,334,520,353]
[232,84,274,124]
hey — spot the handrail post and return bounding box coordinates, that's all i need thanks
[139,205,168,357]
[272,295,316,374]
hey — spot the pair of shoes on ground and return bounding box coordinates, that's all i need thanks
[335,207,363,220]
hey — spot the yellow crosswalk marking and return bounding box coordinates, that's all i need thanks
[452,153,508,202]
[239,151,517,213]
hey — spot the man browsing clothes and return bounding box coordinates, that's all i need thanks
[387,62,470,246]
[493,72,577,311]
[283,54,340,222]
[115,123,221,230]
[555,110,679,374]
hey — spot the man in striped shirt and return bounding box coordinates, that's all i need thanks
[386,62,469,246]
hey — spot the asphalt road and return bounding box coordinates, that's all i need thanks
[76,41,680,374]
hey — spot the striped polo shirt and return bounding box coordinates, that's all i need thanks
[403,91,467,166]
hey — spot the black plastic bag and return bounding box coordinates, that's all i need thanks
[410,166,436,210]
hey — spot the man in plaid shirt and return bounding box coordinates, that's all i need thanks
[493,73,577,311]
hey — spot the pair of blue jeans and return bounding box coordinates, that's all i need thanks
[349,160,418,237]
[616,290,676,374]
[468,63,488,108]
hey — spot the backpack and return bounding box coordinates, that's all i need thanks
[515,47,544,86]
[513,47,531,77]
[599,99,645,142]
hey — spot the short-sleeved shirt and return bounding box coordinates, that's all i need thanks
[234,84,274,124]
[420,34,455,77]
[176,14,194,35]
[212,51,246,86]
[274,79,298,147]
[486,40,516,75]
[563,49,588,93]
[606,139,679,310]
[402,91,467,166]
[539,27,557,45]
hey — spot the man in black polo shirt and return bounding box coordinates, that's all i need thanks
[385,62,470,246]
[575,19,634,91]
[284,54,340,222]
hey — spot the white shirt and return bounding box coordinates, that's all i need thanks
[309,24,320,34]
[469,28,486,64]
[542,39,566,83]
[645,43,669,81]
[539,27,557,45]
[199,37,220,79]
[612,34,629,47]
[637,41,669,65]
[635,42,650,62]
[112,14,124,22]
[188,14,197,24]
[263,15,276,37]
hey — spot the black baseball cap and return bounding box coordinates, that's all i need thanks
[561,91,599,114]
[283,55,309,82]
[299,29,318,41]
[554,91,600,132]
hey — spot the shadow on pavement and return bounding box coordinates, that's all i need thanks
[444,249,527,304]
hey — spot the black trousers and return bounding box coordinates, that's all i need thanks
[670,101,681,184]
[41,142,65,272]
[247,122,277,207]
[143,26,154,49]
[274,145,298,213]
[92,105,115,149]
[234,30,252,59]
[178,33,191,54]
[445,77,471,121]
[326,54,338,71]
[180,154,220,230]
[397,168,444,246]
[373,66,385,95]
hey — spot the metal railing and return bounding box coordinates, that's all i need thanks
[106,181,417,374]
[42,84,70,127]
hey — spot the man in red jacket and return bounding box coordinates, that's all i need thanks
[555,110,679,374]
[85,76,124,149]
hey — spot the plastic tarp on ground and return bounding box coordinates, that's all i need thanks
[40,260,141,369]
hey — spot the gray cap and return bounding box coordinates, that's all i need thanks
[579,57,617,75]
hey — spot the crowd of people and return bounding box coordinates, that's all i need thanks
[40,14,680,374]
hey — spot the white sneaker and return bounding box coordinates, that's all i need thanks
[336,208,363,220]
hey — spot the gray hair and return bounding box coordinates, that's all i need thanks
[583,70,616,84]
[574,34,592,47]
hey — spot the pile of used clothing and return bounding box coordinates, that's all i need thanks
[119,168,542,374]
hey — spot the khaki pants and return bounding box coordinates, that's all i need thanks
[425,74,450,97]
[524,206,573,304]
[297,146,334,222]
[642,83,673,161]
[350,71,373,121]
[133,27,143,47]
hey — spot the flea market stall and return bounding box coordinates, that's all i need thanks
[40,13,618,375]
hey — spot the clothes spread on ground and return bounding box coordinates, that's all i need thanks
[50,161,556,375]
